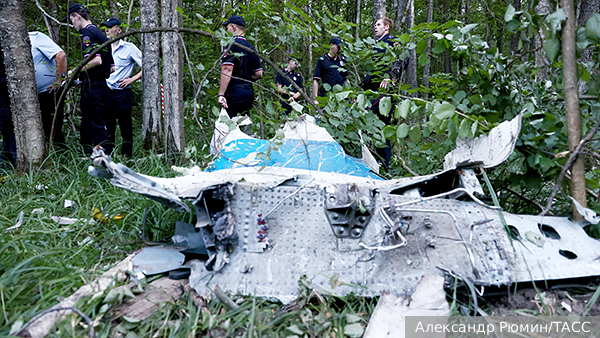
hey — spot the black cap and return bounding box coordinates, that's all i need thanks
[100,18,122,28]
[221,15,245,27]
[330,36,346,47]
[63,3,88,21]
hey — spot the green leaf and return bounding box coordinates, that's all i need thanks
[458,119,470,139]
[346,314,362,323]
[543,36,561,62]
[176,6,184,14]
[586,14,600,43]
[287,324,304,335]
[383,125,396,138]
[433,102,455,120]
[504,4,516,22]
[396,99,411,119]
[344,323,365,338]
[380,96,392,117]
[470,121,478,137]
[290,101,304,113]
[396,123,409,139]
[335,91,351,101]
[409,126,421,143]
[546,9,566,35]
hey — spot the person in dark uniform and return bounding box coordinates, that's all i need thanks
[312,36,348,105]
[0,44,16,168]
[275,57,303,115]
[362,17,402,168]
[217,15,263,117]
[67,3,114,155]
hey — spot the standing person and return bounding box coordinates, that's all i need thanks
[0,44,15,168]
[66,3,114,155]
[217,15,263,117]
[362,17,402,168]
[312,36,348,105]
[29,31,67,149]
[275,57,303,115]
[100,18,142,157]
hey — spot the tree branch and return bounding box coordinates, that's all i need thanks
[540,118,600,216]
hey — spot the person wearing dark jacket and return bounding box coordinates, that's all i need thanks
[67,3,115,154]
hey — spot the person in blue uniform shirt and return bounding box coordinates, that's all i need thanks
[66,3,114,155]
[101,18,142,157]
[275,57,303,115]
[29,31,67,149]
[0,44,15,168]
[312,36,348,105]
[217,15,263,117]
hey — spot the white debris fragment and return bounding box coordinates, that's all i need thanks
[5,211,25,232]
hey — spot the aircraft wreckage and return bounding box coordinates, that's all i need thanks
[89,111,600,303]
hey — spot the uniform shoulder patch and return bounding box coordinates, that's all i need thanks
[82,36,91,46]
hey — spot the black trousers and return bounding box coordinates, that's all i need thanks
[0,83,15,168]
[226,84,254,117]
[80,78,110,155]
[39,89,65,148]
[105,88,133,156]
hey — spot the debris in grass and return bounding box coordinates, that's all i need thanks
[5,211,24,231]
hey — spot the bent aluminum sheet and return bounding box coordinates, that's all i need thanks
[188,181,600,303]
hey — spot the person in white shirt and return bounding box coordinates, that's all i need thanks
[29,31,67,148]
[100,18,142,157]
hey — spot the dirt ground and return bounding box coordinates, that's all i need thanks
[485,279,600,316]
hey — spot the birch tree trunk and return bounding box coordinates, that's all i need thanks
[355,0,361,40]
[561,0,586,221]
[422,0,433,98]
[510,0,521,53]
[161,0,184,154]
[394,0,408,33]
[0,0,45,171]
[141,0,162,151]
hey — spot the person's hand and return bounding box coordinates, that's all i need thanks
[118,78,135,88]
[218,95,228,108]
[293,92,301,100]
[380,79,391,89]
[313,99,319,106]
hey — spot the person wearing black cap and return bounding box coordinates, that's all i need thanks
[101,17,142,157]
[275,57,303,115]
[67,3,114,154]
[218,15,263,117]
[312,37,348,104]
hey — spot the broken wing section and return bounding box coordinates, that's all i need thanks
[88,147,190,212]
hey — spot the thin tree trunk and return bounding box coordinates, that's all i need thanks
[373,0,386,22]
[0,0,45,171]
[510,0,521,53]
[406,0,417,90]
[535,0,552,81]
[576,0,600,94]
[161,0,184,155]
[141,0,162,150]
[355,0,361,40]
[561,0,586,221]
[422,0,433,98]
[394,0,409,32]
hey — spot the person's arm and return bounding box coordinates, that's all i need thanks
[51,51,67,92]
[218,64,233,109]
[118,70,142,88]
[312,79,319,105]
[84,55,102,71]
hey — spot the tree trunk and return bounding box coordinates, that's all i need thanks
[510,0,521,53]
[422,0,433,98]
[0,0,45,172]
[140,0,162,150]
[107,0,119,19]
[535,0,552,81]
[355,0,361,40]
[161,0,184,155]
[406,0,417,90]
[394,0,409,32]
[576,0,599,94]
[373,0,386,22]
[41,0,60,43]
[561,0,586,221]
